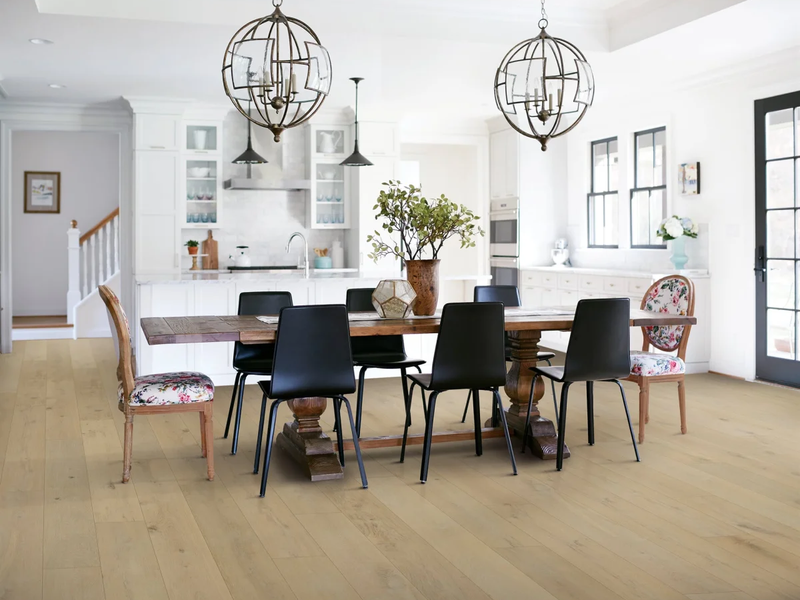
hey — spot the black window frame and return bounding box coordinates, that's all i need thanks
[587,136,619,249]
[630,126,667,249]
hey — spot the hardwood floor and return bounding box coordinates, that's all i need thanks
[12,316,71,329]
[1,338,799,600]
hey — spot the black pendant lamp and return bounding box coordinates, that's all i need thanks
[233,102,268,170]
[340,77,373,167]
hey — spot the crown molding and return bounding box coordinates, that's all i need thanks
[0,100,131,123]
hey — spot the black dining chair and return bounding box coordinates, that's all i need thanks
[401,302,517,483]
[522,297,640,471]
[346,288,425,437]
[224,291,293,456]
[256,305,368,496]
[461,285,558,424]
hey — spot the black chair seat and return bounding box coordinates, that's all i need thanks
[531,365,565,382]
[353,355,426,369]
[234,357,274,374]
[406,373,432,390]
[536,351,557,361]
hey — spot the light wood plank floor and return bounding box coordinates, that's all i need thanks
[1,339,799,600]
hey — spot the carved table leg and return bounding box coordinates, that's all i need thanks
[486,330,569,460]
[275,397,344,481]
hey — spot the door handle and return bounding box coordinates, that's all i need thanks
[754,245,766,282]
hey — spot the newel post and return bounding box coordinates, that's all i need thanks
[67,220,81,324]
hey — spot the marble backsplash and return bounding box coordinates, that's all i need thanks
[181,111,345,268]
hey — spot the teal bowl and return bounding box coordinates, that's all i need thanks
[314,256,332,269]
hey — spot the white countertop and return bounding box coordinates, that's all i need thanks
[520,265,710,279]
[136,271,492,285]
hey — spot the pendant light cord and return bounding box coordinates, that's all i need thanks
[354,80,360,143]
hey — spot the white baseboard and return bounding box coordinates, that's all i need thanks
[12,327,75,341]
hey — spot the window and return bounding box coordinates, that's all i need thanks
[587,137,619,247]
[630,127,667,248]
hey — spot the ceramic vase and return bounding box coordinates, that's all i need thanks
[372,280,416,318]
[670,235,688,270]
[405,259,440,316]
[193,129,208,151]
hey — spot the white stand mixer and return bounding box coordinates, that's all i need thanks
[551,238,570,267]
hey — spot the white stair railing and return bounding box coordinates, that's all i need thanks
[67,208,121,323]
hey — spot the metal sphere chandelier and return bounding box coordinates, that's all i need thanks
[494,0,595,151]
[222,0,332,142]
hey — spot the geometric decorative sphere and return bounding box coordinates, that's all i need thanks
[372,280,417,319]
[494,18,594,151]
[222,0,331,143]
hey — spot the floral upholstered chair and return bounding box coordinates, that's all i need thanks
[99,285,215,483]
[624,275,695,443]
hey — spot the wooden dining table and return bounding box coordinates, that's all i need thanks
[141,307,696,481]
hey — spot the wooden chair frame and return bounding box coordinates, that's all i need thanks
[624,275,695,443]
[99,285,214,483]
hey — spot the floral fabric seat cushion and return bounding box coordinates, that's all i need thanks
[630,351,685,377]
[119,371,214,406]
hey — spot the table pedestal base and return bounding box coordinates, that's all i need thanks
[500,412,569,460]
[275,397,343,481]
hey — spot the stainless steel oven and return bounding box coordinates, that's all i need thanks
[490,257,519,288]
[489,198,519,257]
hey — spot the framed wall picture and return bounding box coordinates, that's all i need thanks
[678,162,700,195]
[24,171,61,213]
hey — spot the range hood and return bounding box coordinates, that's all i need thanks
[223,178,311,191]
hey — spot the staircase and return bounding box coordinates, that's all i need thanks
[68,208,121,338]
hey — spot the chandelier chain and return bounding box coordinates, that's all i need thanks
[539,0,548,29]
[272,0,283,6]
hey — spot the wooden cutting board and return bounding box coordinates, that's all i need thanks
[202,230,218,270]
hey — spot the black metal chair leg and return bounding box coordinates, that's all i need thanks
[587,381,595,446]
[400,382,417,463]
[224,371,241,439]
[613,380,640,462]
[493,390,517,475]
[420,391,439,483]
[544,358,558,424]
[253,390,268,474]
[460,390,471,424]
[355,366,368,437]
[334,397,345,467]
[471,389,483,456]
[231,373,248,455]
[556,383,571,471]
[259,399,283,497]
[339,396,368,488]
[421,390,427,420]
[521,374,540,453]
[400,368,411,427]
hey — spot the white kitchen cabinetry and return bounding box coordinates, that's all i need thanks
[490,128,519,199]
[135,114,180,151]
[521,267,710,373]
[306,124,350,229]
[134,151,179,273]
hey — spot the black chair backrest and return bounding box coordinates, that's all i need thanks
[563,298,631,382]
[474,285,521,307]
[269,305,357,399]
[429,302,507,391]
[346,288,406,359]
[233,291,293,366]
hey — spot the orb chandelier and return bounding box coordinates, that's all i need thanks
[222,0,332,143]
[494,0,595,151]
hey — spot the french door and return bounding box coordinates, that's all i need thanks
[755,91,800,386]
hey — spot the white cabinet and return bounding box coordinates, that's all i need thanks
[181,157,223,229]
[359,122,398,156]
[135,115,180,151]
[134,152,179,273]
[490,129,519,199]
[306,124,350,229]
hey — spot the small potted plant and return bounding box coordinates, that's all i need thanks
[367,181,483,315]
[185,240,199,256]
[656,216,698,270]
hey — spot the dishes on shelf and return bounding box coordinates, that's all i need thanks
[188,167,212,178]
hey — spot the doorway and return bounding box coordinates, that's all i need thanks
[755,90,800,386]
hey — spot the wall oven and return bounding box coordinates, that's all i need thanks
[489,198,519,258]
[490,257,519,288]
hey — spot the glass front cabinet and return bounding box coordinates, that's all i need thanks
[181,121,223,229]
[307,124,350,229]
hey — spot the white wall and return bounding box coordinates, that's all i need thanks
[400,143,482,277]
[11,130,119,316]
[563,51,800,379]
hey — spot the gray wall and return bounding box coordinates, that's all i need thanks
[12,130,119,316]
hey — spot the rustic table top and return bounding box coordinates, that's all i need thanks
[140,308,697,346]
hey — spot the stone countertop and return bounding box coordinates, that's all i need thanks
[136,271,493,285]
[520,265,710,279]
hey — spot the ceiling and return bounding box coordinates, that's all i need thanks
[0,0,796,124]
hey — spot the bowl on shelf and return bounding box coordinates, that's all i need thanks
[314,256,332,269]
[188,167,211,178]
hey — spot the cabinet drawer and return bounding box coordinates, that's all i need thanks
[603,277,627,294]
[578,274,603,292]
[627,278,652,297]
[540,272,557,287]
[520,270,543,287]
[541,288,558,306]
[558,290,578,306]
[557,273,578,290]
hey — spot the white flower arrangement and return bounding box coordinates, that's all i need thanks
[656,215,699,241]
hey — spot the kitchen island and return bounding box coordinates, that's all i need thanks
[134,270,491,384]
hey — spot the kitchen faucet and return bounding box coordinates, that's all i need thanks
[286,232,309,278]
